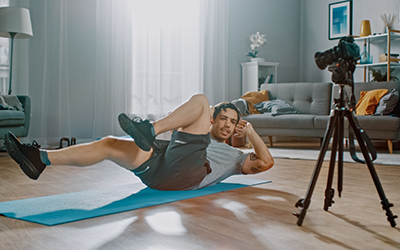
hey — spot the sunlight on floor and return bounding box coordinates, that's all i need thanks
[257,195,287,202]
[71,216,138,249]
[214,199,252,220]
[145,211,187,235]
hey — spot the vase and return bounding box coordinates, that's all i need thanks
[360,43,372,64]
[250,57,265,62]
[360,20,371,37]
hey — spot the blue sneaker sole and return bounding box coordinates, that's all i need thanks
[118,114,152,151]
[4,133,41,180]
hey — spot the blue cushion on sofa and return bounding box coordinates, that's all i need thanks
[0,110,25,126]
[254,99,300,116]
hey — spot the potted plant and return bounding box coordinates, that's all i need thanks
[247,31,267,62]
[370,68,399,82]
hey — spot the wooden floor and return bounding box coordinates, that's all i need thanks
[0,142,399,250]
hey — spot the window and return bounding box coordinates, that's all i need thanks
[0,0,10,93]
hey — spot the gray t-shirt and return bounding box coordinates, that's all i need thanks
[194,139,249,189]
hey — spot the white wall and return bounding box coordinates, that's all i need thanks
[227,0,301,101]
[300,0,400,83]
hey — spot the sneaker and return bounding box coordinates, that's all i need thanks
[118,113,156,151]
[3,132,46,180]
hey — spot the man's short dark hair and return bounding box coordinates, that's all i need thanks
[213,102,241,125]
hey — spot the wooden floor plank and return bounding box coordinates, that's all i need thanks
[0,149,399,250]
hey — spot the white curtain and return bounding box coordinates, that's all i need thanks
[93,1,133,139]
[24,1,72,146]
[93,0,227,137]
[201,0,228,106]
[19,0,227,144]
[129,0,202,120]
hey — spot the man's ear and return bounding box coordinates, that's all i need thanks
[210,118,214,125]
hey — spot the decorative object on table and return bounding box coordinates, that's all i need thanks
[360,42,373,64]
[379,53,400,63]
[329,1,352,40]
[247,31,267,62]
[370,68,399,82]
[359,20,371,37]
[381,14,397,33]
[0,7,33,95]
[57,137,77,149]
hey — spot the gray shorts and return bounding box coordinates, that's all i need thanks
[132,130,211,190]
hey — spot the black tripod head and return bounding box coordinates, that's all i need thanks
[315,37,361,108]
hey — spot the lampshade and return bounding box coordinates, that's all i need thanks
[0,7,33,38]
[360,20,371,37]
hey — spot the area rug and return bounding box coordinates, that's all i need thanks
[242,147,400,166]
[0,176,270,226]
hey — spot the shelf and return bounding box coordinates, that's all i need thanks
[241,61,279,94]
[353,29,400,82]
[356,62,400,68]
[353,29,400,42]
[241,61,279,67]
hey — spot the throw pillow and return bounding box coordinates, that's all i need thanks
[355,89,388,115]
[241,89,269,114]
[375,89,399,115]
[231,98,249,116]
[0,94,11,109]
[254,99,300,116]
[2,95,24,111]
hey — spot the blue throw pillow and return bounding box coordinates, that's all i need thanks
[375,89,399,115]
[254,99,300,116]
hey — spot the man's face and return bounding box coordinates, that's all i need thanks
[210,108,238,142]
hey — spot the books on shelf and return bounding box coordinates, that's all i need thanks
[379,53,400,63]
[263,74,273,84]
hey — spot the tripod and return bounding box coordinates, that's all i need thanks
[293,84,398,227]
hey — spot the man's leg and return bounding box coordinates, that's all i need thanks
[4,132,152,180]
[153,94,212,135]
[48,136,153,170]
[119,94,212,151]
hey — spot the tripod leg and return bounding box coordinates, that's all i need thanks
[294,113,338,226]
[347,112,398,227]
[337,111,344,197]
[324,122,339,211]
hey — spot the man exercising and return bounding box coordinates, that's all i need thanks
[4,94,274,190]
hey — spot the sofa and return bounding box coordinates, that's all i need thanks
[0,95,31,140]
[235,82,400,154]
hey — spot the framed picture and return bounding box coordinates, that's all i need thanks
[329,1,352,40]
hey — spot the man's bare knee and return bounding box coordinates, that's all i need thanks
[191,94,209,107]
[98,136,118,148]
[96,136,121,156]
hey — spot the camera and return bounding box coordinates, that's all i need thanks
[315,36,360,70]
[315,36,360,85]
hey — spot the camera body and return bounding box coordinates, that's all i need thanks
[314,36,360,86]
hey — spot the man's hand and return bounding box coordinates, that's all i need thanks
[234,120,251,138]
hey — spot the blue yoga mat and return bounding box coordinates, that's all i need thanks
[0,176,270,226]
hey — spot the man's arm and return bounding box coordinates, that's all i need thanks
[235,120,274,174]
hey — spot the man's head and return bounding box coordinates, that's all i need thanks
[210,102,241,142]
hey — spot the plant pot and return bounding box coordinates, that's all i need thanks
[250,57,265,62]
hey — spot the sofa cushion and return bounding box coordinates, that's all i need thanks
[245,114,316,129]
[356,89,388,115]
[375,89,399,115]
[260,82,332,115]
[241,89,269,114]
[0,110,25,126]
[314,115,400,137]
[254,99,300,116]
[355,115,400,132]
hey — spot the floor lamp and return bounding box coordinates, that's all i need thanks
[0,7,33,95]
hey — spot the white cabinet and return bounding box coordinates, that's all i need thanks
[354,29,400,82]
[241,61,279,95]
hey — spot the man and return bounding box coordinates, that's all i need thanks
[4,94,274,190]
